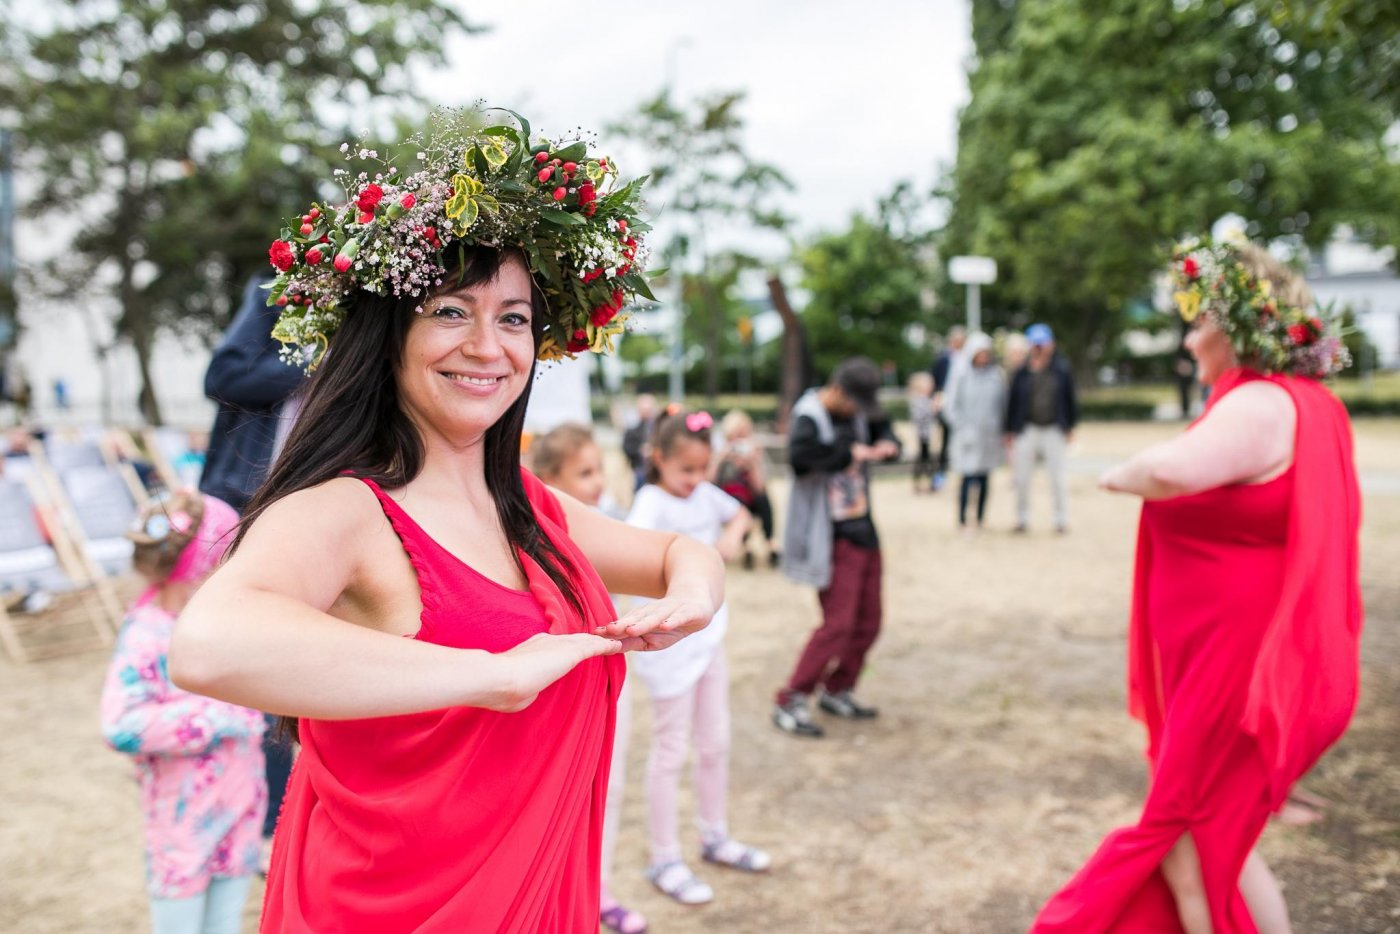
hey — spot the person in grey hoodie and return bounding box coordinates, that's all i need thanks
[945,332,1006,533]
[773,358,900,738]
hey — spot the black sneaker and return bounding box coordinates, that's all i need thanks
[767,550,781,569]
[772,693,824,738]
[818,689,879,719]
[742,551,755,571]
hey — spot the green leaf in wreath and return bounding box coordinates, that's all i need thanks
[479,137,509,168]
[538,209,585,226]
[470,146,490,175]
[553,141,587,163]
[626,274,658,303]
[491,107,531,147]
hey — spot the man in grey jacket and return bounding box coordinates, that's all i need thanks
[774,358,900,738]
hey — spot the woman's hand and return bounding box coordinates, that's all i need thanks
[491,632,624,713]
[592,592,717,653]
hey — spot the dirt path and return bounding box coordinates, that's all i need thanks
[3,422,1397,933]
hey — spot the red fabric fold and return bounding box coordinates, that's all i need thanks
[261,469,624,933]
[1033,368,1362,933]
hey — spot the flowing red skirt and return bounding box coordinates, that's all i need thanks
[1031,370,1362,933]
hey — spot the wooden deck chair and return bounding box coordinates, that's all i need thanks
[142,427,203,491]
[41,429,149,506]
[42,433,106,473]
[27,442,136,605]
[0,476,119,662]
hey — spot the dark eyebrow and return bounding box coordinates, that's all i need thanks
[431,293,533,308]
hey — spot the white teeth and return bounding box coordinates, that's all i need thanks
[444,374,501,385]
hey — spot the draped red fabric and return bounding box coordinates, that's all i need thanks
[261,470,624,933]
[1032,368,1362,933]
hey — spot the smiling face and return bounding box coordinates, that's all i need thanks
[395,256,538,447]
[653,435,712,500]
[1184,315,1238,386]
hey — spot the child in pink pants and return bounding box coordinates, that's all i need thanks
[626,411,771,906]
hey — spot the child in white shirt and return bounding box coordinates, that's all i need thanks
[626,411,771,906]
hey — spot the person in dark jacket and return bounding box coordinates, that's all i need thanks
[200,272,305,511]
[773,358,900,738]
[620,393,658,492]
[1004,323,1078,534]
[198,270,304,867]
[929,326,967,491]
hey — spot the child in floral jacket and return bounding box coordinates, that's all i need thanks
[100,491,266,934]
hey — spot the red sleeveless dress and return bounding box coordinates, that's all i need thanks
[1031,369,1362,933]
[261,470,625,933]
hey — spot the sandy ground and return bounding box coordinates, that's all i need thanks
[3,421,1398,933]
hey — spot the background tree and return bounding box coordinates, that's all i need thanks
[941,0,1400,373]
[798,182,937,379]
[611,90,791,402]
[1276,1,1400,119]
[1,0,475,423]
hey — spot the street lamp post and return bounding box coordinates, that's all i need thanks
[664,37,693,405]
[948,255,997,332]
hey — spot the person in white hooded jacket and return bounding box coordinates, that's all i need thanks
[945,332,1006,533]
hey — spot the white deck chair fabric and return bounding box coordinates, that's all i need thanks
[0,480,73,594]
[3,455,35,480]
[44,438,106,474]
[59,465,136,576]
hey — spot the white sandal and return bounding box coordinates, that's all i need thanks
[647,860,714,905]
[702,836,771,872]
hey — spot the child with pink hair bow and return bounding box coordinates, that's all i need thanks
[100,491,266,934]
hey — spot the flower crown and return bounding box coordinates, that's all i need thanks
[1170,236,1349,378]
[266,108,655,370]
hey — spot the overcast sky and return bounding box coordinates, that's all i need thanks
[432,0,972,251]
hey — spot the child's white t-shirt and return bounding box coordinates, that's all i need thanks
[625,482,742,699]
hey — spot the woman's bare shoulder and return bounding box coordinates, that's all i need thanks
[1208,380,1296,425]
[246,476,389,544]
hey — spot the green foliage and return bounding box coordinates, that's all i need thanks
[610,90,791,399]
[942,0,1400,371]
[798,183,937,380]
[1274,1,1400,122]
[2,0,474,421]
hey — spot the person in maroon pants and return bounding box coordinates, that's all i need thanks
[773,358,900,738]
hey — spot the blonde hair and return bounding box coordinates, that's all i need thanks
[907,371,933,394]
[720,409,753,439]
[530,423,597,480]
[1237,242,1313,308]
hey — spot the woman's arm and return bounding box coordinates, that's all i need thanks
[1099,381,1295,500]
[171,479,620,718]
[556,489,725,648]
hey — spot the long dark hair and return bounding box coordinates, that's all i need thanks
[238,247,585,737]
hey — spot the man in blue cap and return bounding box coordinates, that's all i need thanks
[1004,323,1078,533]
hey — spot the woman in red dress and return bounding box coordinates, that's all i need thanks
[1031,238,1362,934]
[171,114,715,932]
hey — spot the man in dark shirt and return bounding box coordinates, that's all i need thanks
[620,393,658,491]
[1004,324,1078,533]
[774,357,900,738]
[200,272,305,511]
[930,326,967,490]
